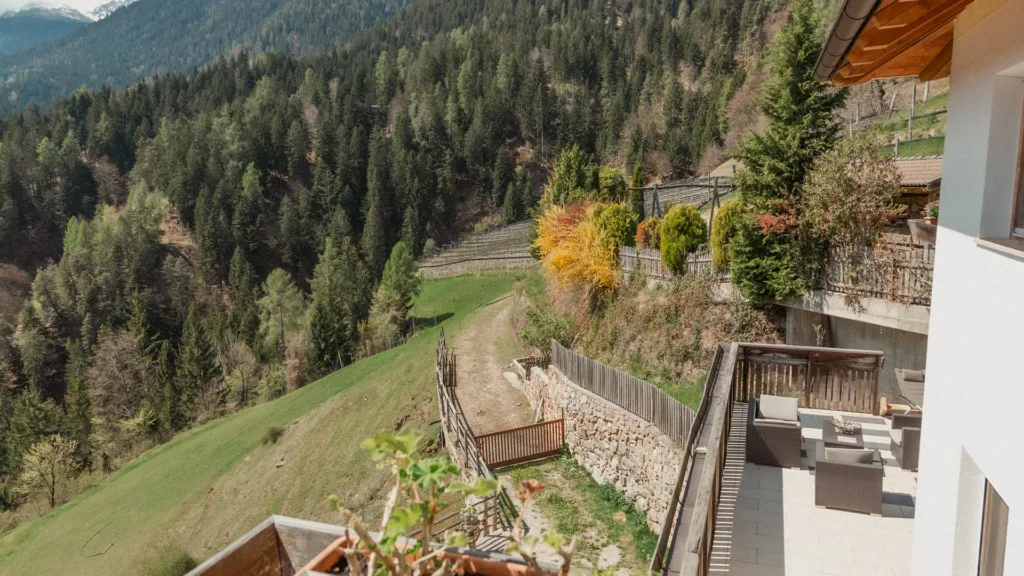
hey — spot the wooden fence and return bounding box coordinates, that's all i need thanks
[551,340,695,444]
[435,330,519,534]
[660,342,886,576]
[823,244,934,306]
[475,420,565,468]
[618,246,719,281]
[734,344,884,414]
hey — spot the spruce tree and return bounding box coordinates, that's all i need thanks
[233,163,265,272]
[155,341,183,434]
[286,120,309,182]
[380,241,422,314]
[629,164,645,219]
[228,248,260,346]
[730,0,847,303]
[361,188,388,279]
[176,304,221,422]
[62,338,93,469]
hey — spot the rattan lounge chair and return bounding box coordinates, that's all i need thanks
[891,412,922,471]
[814,444,884,515]
[746,396,803,468]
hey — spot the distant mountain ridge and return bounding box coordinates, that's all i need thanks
[0,0,410,113]
[0,4,91,53]
[89,0,137,20]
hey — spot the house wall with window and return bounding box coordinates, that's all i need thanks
[913,0,1024,573]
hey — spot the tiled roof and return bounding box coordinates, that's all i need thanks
[895,156,943,188]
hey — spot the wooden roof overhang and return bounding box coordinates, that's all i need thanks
[814,0,976,85]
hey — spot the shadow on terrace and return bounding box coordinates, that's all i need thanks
[656,343,918,576]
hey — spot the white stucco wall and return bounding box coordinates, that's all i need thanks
[911,1,1024,574]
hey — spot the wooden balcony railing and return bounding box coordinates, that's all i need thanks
[652,342,885,575]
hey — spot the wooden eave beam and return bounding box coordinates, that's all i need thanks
[919,39,954,80]
[841,0,969,82]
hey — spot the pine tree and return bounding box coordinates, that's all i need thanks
[361,188,388,279]
[176,304,222,422]
[629,164,645,219]
[233,163,266,271]
[400,204,422,258]
[62,338,93,469]
[286,120,309,182]
[731,0,847,303]
[502,182,521,224]
[228,248,260,346]
[155,341,183,434]
[256,269,307,359]
[380,241,422,315]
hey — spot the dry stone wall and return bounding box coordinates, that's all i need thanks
[510,363,684,533]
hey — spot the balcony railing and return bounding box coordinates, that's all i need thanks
[652,342,884,575]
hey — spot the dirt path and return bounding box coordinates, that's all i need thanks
[452,296,534,435]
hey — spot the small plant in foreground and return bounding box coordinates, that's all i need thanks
[261,425,285,445]
[327,432,590,575]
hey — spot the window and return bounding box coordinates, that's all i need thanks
[1016,99,1024,237]
[978,480,1009,576]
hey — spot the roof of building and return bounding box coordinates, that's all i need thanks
[814,0,974,86]
[709,158,744,178]
[895,155,943,188]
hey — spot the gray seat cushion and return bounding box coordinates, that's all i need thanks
[890,429,904,445]
[902,369,925,382]
[759,395,799,422]
[824,447,876,464]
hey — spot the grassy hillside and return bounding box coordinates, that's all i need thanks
[0,274,520,576]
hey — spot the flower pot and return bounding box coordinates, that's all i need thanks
[302,535,535,576]
[924,217,937,225]
[907,219,937,246]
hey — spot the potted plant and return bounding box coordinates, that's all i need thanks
[923,200,939,225]
[300,432,587,576]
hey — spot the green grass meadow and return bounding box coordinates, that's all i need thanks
[0,273,525,576]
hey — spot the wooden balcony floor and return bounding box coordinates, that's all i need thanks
[707,407,917,576]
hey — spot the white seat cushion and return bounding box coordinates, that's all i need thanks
[825,447,876,464]
[759,395,799,422]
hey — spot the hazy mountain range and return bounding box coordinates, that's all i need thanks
[0,1,136,52]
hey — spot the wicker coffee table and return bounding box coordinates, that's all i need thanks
[822,421,865,449]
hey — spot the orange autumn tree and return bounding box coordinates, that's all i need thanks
[534,203,618,292]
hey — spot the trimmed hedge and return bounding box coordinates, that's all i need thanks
[710,200,742,270]
[660,205,708,274]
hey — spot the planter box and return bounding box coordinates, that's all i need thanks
[907,219,937,246]
[187,516,352,576]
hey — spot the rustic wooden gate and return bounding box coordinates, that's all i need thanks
[474,419,565,468]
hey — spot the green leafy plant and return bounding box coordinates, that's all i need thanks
[660,204,708,274]
[924,200,939,219]
[592,203,639,248]
[520,304,574,353]
[327,432,586,576]
[710,200,742,270]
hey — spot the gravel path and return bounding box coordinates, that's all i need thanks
[452,296,533,435]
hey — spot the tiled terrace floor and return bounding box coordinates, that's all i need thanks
[709,407,917,576]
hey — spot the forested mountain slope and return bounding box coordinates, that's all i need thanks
[0,0,410,111]
[0,0,786,540]
[0,6,90,53]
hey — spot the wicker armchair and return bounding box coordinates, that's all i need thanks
[746,397,803,469]
[814,445,884,515]
[891,412,922,471]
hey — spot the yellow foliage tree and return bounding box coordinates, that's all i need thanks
[534,203,618,292]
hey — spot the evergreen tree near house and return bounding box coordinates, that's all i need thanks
[730,0,848,303]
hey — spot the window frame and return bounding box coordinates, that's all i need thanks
[977,480,1009,576]
[1013,98,1024,237]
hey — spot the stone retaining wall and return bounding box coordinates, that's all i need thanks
[509,365,684,533]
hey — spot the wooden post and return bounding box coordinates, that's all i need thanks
[923,80,930,102]
[888,90,898,118]
[908,83,916,141]
[894,137,900,157]
[708,177,719,239]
